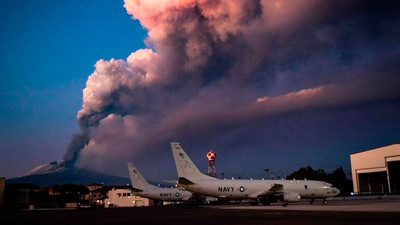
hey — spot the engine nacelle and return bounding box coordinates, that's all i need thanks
[283,192,301,202]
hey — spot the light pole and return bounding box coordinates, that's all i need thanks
[264,169,269,180]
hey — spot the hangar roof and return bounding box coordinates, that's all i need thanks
[351,143,400,155]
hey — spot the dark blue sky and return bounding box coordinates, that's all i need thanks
[1,0,400,182]
[0,0,146,177]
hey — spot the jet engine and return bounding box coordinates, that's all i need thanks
[283,192,301,202]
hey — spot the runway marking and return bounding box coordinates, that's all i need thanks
[262,212,284,215]
[206,199,400,212]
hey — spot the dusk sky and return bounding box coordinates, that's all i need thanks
[1,0,400,182]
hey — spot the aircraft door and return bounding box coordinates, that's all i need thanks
[323,183,329,195]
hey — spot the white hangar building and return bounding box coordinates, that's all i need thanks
[350,143,400,194]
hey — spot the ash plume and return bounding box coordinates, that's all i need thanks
[61,0,400,175]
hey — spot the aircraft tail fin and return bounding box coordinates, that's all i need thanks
[171,142,215,182]
[127,162,153,190]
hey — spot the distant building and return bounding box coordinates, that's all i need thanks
[86,183,106,206]
[86,183,104,192]
[350,143,400,194]
[0,177,4,209]
[4,183,39,209]
[37,186,59,208]
[39,186,56,196]
[104,188,153,207]
[86,185,133,207]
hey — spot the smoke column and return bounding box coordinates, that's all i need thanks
[62,0,264,167]
[58,0,400,174]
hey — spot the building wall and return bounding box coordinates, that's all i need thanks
[0,178,4,209]
[350,144,400,194]
[88,191,105,206]
[104,189,152,207]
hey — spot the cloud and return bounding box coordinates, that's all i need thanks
[62,0,400,176]
[254,74,400,115]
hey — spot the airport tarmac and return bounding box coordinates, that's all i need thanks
[1,199,399,225]
[212,198,400,212]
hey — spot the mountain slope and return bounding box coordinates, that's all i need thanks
[7,162,130,186]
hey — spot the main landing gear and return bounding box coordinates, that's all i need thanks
[251,200,272,206]
[260,199,270,206]
[310,198,327,204]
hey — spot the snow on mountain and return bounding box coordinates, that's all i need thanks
[7,161,130,186]
[22,160,68,177]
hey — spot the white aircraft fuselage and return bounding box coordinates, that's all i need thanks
[127,162,192,202]
[133,186,192,201]
[180,179,339,200]
[171,142,340,204]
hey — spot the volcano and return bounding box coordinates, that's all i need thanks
[6,161,130,186]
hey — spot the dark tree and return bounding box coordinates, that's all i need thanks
[286,166,327,181]
[286,166,352,196]
[327,167,353,196]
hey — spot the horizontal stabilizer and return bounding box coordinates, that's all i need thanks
[162,179,177,184]
[130,187,143,192]
[178,177,195,185]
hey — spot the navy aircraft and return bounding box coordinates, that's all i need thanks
[170,142,340,206]
[127,162,192,202]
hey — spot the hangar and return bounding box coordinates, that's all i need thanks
[350,143,400,194]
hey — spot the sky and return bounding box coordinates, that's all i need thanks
[0,0,146,177]
[1,0,400,182]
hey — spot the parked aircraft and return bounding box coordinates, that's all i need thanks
[170,142,340,206]
[127,162,192,202]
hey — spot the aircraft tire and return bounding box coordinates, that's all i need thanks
[262,201,270,206]
[250,201,258,206]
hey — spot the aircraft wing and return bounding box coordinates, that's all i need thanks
[249,183,284,198]
[268,183,284,193]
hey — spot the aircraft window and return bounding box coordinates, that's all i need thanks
[305,185,308,190]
